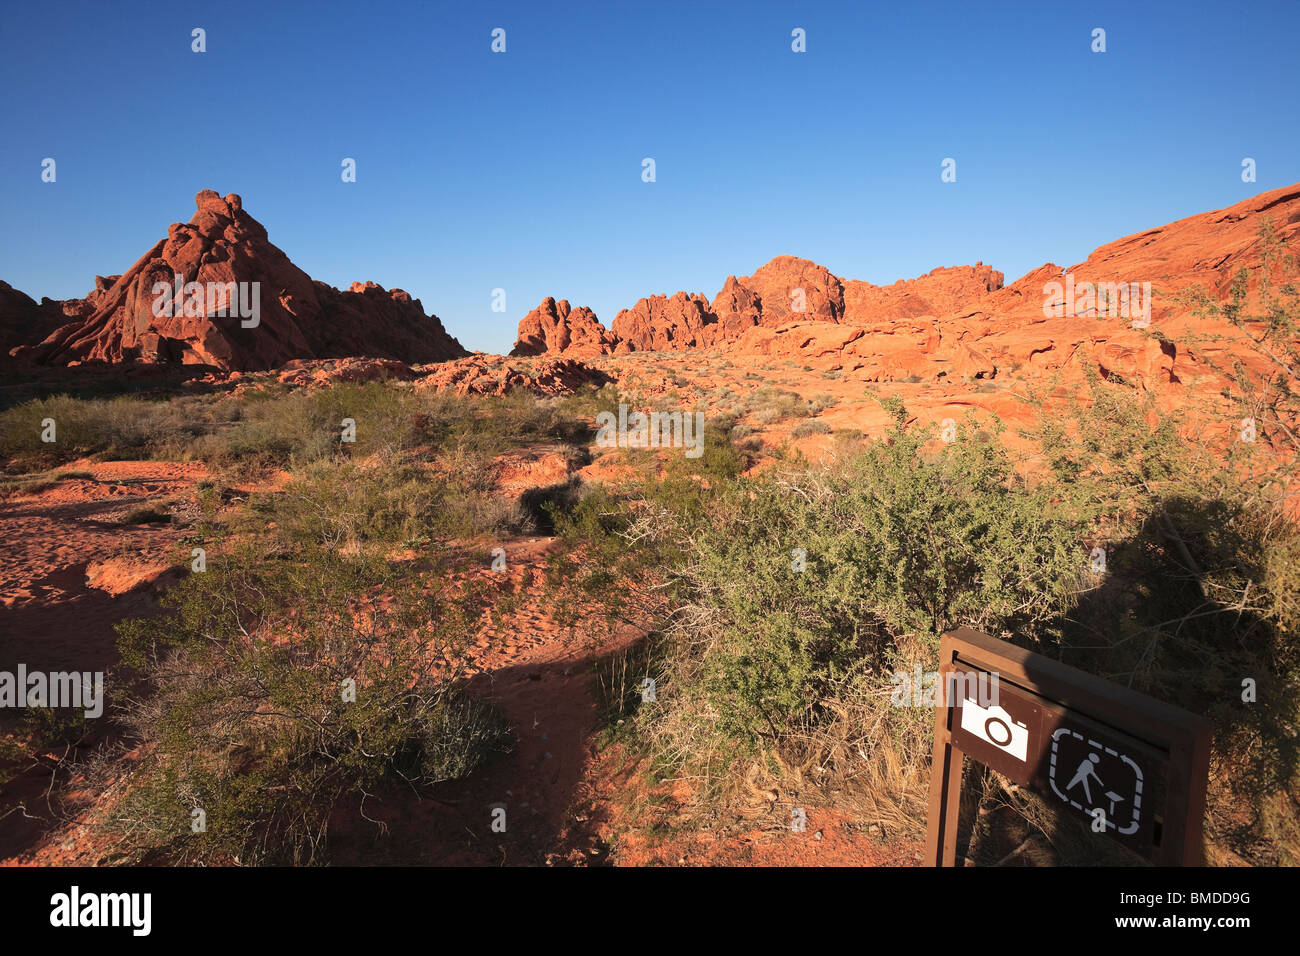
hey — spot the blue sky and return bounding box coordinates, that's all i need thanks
[1,0,1297,353]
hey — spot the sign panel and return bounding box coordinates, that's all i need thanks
[946,674,1169,855]
[1048,722,1145,838]
[951,677,1044,784]
[926,630,1213,866]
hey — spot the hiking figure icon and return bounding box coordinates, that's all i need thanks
[1047,725,1151,841]
[1066,753,1103,804]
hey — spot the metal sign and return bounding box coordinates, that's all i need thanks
[926,628,1213,866]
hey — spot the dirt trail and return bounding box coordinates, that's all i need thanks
[0,460,202,862]
[318,536,638,865]
[0,460,202,673]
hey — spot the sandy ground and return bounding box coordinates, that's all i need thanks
[0,459,202,674]
[0,459,203,863]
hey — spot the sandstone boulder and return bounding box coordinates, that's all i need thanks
[511,297,617,357]
[417,355,610,397]
[611,291,717,351]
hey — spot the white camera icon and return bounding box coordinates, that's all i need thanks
[960,696,1029,762]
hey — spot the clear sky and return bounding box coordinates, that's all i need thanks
[1,0,1297,353]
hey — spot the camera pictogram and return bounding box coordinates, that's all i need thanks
[959,696,1030,762]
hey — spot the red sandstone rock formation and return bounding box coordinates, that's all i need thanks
[0,281,68,358]
[10,190,466,371]
[417,355,610,397]
[610,292,717,352]
[733,255,845,326]
[841,263,1003,326]
[509,184,1299,395]
[275,356,418,388]
[709,275,763,339]
[510,297,617,357]
[509,257,998,356]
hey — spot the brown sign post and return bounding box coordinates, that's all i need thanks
[925,628,1214,866]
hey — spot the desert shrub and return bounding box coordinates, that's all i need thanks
[0,383,424,473]
[592,635,670,738]
[19,703,96,750]
[542,482,684,637]
[565,381,624,421]
[111,543,503,865]
[0,474,57,496]
[540,411,1085,825]
[659,417,1082,753]
[257,455,439,551]
[791,419,832,438]
[1177,218,1299,471]
[746,388,835,425]
[197,382,593,478]
[192,479,230,523]
[651,417,750,514]
[118,506,171,525]
[431,482,528,539]
[541,310,1299,861]
[224,387,599,545]
[518,476,585,535]
[0,373,600,474]
[0,394,208,467]
[751,391,802,424]
[207,383,420,470]
[418,388,592,459]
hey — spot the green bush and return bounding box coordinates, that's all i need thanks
[666,417,1082,750]
[791,419,832,438]
[206,383,420,469]
[0,394,208,466]
[112,544,503,865]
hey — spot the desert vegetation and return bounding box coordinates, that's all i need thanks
[542,376,1299,864]
[1,381,607,863]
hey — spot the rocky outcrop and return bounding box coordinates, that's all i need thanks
[611,292,717,352]
[842,263,1003,325]
[931,184,1300,389]
[733,255,845,326]
[310,279,465,367]
[510,184,1300,394]
[510,256,999,356]
[417,355,610,397]
[275,356,418,388]
[709,275,763,339]
[11,190,466,371]
[0,281,68,358]
[0,272,126,360]
[510,297,617,357]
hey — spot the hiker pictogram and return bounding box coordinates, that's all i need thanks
[1066,753,1102,803]
[1048,726,1145,836]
